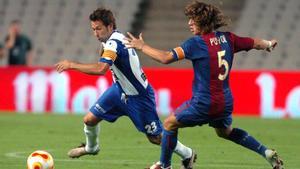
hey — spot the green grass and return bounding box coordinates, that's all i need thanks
[0,113,299,169]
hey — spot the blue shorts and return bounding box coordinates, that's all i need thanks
[174,100,233,128]
[90,83,162,136]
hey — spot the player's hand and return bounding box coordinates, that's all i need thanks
[55,60,72,73]
[8,26,16,37]
[124,32,145,50]
[266,39,278,52]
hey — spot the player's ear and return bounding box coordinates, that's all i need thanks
[108,23,114,31]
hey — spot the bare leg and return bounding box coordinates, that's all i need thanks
[67,112,102,158]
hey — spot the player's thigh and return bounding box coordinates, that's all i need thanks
[209,112,233,137]
[175,101,210,127]
[209,113,233,129]
[126,95,162,136]
[89,84,127,123]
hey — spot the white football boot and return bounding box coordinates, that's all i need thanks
[146,161,172,169]
[68,143,99,158]
[181,150,197,169]
[265,149,284,169]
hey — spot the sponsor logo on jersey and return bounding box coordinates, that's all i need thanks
[94,104,106,113]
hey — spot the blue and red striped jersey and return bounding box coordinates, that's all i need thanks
[171,31,254,117]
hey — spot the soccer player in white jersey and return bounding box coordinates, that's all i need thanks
[55,8,196,168]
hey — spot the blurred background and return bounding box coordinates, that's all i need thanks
[0,0,299,69]
[0,0,299,116]
[0,1,300,169]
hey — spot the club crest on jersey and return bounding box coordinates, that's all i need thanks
[104,40,118,52]
[210,35,227,46]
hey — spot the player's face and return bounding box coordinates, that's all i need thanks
[10,23,21,34]
[188,19,200,35]
[91,20,113,42]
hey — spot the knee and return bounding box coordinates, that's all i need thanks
[216,131,228,139]
[83,116,94,126]
[215,128,232,139]
[148,135,162,145]
[83,113,100,126]
[163,117,178,131]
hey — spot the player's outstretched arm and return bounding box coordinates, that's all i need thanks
[253,38,278,52]
[55,60,110,75]
[124,32,175,64]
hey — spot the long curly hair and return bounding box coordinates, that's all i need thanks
[184,1,228,34]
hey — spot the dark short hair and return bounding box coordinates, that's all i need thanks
[184,1,228,33]
[89,8,117,29]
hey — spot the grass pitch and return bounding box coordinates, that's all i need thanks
[0,113,299,169]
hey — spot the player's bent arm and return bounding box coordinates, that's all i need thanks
[5,35,16,49]
[55,59,109,75]
[141,44,175,64]
[253,38,278,52]
[70,61,110,75]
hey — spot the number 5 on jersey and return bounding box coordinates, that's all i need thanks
[217,50,229,81]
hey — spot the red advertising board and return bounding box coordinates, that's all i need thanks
[0,67,299,118]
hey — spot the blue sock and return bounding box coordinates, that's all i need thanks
[160,129,177,168]
[228,128,267,157]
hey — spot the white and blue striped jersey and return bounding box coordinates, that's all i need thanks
[99,31,149,96]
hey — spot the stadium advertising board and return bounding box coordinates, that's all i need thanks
[0,67,299,118]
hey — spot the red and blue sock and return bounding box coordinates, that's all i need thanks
[160,129,177,168]
[228,128,267,157]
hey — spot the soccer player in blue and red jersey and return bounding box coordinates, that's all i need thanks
[125,1,284,169]
[55,8,194,167]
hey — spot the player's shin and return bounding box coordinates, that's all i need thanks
[228,128,267,157]
[84,123,100,152]
[160,129,177,168]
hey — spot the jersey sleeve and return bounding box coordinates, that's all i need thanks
[171,46,185,61]
[171,37,207,61]
[99,40,118,66]
[229,32,254,53]
[171,37,196,61]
